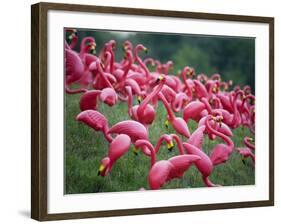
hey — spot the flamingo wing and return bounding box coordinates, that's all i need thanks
[79,90,101,111]
[188,125,206,149]
[168,155,201,178]
[108,120,148,142]
[149,161,172,190]
[172,117,190,138]
[108,134,131,162]
[65,48,84,84]
[76,110,107,131]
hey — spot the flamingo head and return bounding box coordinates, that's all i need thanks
[108,40,117,50]
[211,115,224,128]
[160,134,174,152]
[137,95,142,104]
[123,40,133,51]
[156,74,166,84]
[89,42,96,55]
[98,157,111,176]
[188,67,195,78]
[135,44,148,54]
[66,28,77,43]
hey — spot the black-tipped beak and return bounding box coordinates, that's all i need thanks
[97,170,101,176]
[90,49,96,55]
[144,48,148,54]
[241,158,246,165]
[168,146,174,152]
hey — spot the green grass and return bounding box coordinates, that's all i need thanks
[65,93,255,194]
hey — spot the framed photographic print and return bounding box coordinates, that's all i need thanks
[31,2,274,221]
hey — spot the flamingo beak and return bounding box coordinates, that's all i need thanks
[164,119,169,128]
[133,146,138,156]
[144,47,148,54]
[98,164,105,176]
[212,87,217,93]
[241,157,246,165]
[167,141,174,152]
[156,75,164,83]
[137,96,142,104]
[90,43,96,54]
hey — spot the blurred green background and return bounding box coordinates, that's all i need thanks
[70,29,255,91]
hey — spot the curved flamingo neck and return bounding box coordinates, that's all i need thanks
[69,36,78,49]
[171,134,185,155]
[211,74,221,81]
[80,37,94,49]
[138,80,165,114]
[136,140,156,167]
[155,60,162,73]
[201,97,212,113]
[134,46,150,82]
[206,116,234,149]
[104,51,112,72]
[80,37,95,55]
[244,137,255,150]
[97,61,114,89]
[242,94,255,110]
[158,92,175,120]
[164,61,173,75]
[154,135,169,154]
[231,90,243,125]
[121,51,133,82]
[125,87,133,117]
[108,47,115,73]
[103,125,113,143]
[181,67,192,96]
[65,86,87,94]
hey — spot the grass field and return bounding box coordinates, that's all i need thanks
[65,93,255,194]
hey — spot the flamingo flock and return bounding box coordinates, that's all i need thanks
[65,29,255,190]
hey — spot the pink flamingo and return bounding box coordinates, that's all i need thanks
[198,115,233,140]
[205,115,234,166]
[136,75,166,126]
[98,134,131,176]
[244,137,255,150]
[133,134,174,159]
[107,120,155,157]
[183,97,212,123]
[133,44,151,84]
[158,92,190,138]
[65,48,87,94]
[193,80,209,99]
[76,110,113,142]
[171,130,219,187]
[65,28,78,49]
[135,139,200,190]
[79,87,117,111]
[181,66,195,98]
[236,147,255,165]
